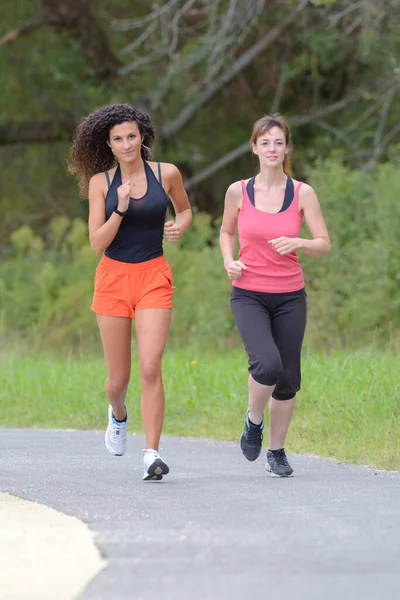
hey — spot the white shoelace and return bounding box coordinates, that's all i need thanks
[110,421,126,444]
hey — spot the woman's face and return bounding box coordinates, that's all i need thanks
[252,126,288,169]
[108,121,143,163]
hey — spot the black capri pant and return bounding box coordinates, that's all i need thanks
[230,286,307,401]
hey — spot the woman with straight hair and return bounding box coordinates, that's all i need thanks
[68,103,192,481]
[219,113,331,477]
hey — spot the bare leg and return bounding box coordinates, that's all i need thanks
[248,375,275,425]
[269,396,296,450]
[96,315,132,421]
[134,308,171,450]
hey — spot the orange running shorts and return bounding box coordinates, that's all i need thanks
[91,255,174,319]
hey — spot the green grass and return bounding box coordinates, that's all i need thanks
[1,348,399,470]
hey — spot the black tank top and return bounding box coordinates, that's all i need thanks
[104,161,168,263]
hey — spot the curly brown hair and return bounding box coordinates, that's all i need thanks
[250,113,293,177]
[67,103,156,198]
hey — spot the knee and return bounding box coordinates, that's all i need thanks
[250,354,283,386]
[273,373,300,400]
[139,362,161,386]
[107,375,130,392]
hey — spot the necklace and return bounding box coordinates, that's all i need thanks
[121,179,135,187]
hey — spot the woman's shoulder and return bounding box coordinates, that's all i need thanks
[296,181,320,212]
[147,160,180,177]
[297,181,316,198]
[224,180,246,211]
[89,168,117,198]
[226,179,246,195]
[147,161,184,188]
[90,167,117,185]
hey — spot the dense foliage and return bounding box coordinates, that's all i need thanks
[1,155,399,351]
[1,1,399,351]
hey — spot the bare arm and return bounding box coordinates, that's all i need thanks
[88,173,128,255]
[162,163,192,240]
[269,183,331,257]
[219,182,247,279]
[299,183,331,256]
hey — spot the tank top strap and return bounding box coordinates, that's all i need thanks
[294,181,303,199]
[144,160,168,199]
[104,170,111,189]
[157,162,162,185]
[240,180,247,195]
[105,166,121,192]
[290,181,303,213]
[144,159,157,182]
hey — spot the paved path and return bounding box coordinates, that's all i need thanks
[1,428,399,600]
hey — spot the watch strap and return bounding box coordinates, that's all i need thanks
[114,208,128,217]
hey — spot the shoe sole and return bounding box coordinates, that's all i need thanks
[265,467,294,478]
[143,458,169,481]
[241,450,261,462]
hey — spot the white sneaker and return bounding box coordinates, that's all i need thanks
[105,405,127,456]
[142,449,169,481]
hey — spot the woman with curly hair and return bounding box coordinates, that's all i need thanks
[68,103,192,481]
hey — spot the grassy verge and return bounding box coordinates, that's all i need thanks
[0,348,399,470]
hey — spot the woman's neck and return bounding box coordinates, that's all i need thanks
[255,167,287,189]
[119,158,145,180]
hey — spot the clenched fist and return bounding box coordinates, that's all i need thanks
[164,220,181,242]
[225,260,247,280]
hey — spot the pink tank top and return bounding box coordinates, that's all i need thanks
[233,179,305,293]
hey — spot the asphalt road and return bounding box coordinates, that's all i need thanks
[1,428,399,600]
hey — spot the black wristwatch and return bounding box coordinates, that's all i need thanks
[114,208,128,217]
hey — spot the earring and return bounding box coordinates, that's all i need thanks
[142,143,151,152]
[111,149,118,163]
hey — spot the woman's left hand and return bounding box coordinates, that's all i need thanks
[164,221,181,242]
[268,237,302,255]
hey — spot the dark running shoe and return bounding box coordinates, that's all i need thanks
[266,448,293,477]
[240,411,264,461]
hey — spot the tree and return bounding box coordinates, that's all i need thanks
[0,0,399,223]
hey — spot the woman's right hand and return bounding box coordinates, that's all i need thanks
[225,260,247,280]
[116,180,131,213]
